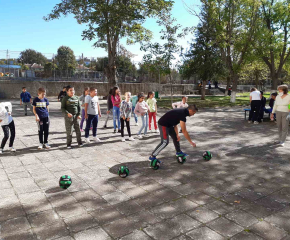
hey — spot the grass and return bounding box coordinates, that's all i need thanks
[157,92,271,109]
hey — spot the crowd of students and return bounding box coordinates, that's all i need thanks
[0,85,190,153]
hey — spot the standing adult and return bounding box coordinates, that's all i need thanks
[248,88,261,124]
[208,80,211,89]
[103,88,113,129]
[271,85,290,147]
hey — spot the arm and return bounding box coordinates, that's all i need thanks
[77,100,81,118]
[172,102,178,108]
[249,96,252,103]
[155,103,158,114]
[180,121,196,147]
[33,106,39,121]
[20,93,22,105]
[98,102,101,117]
[61,97,69,115]
[85,103,88,119]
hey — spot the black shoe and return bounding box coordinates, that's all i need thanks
[25,113,27,116]
[114,129,116,133]
[103,125,107,129]
[118,129,121,133]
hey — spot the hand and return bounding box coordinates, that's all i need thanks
[270,113,274,121]
[85,114,88,119]
[99,113,102,118]
[8,112,11,115]
[123,117,126,120]
[107,110,110,114]
[126,118,130,122]
[191,141,196,147]
[36,117,40,122]
[67,113,73,118]
[77,116,81,119]
[0,120,2,123]
[20,102,22,105]
[177,135,181,142]
[58,99,60,102]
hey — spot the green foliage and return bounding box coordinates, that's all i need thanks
[44,62,57,77]
[55,46,77,70]
[18,49,48,65]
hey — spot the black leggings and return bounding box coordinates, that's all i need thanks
[38,117,50,144]
[1,120,15,149]
[152,124,181,157]
[120,118,131,137]
[249,100,261,122]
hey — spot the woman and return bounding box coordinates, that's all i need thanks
[248,87,261,124]
[271,85,290,147]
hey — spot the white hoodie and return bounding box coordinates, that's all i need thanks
[0,105,13,126]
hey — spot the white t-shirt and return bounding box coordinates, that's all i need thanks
[85,95,99,115]
[250,91,261,101]
[0,106,13,126]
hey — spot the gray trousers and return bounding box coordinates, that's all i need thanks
[103,110,113,127]
[276,111,289,142]
[64,115,82,146]
[23,102,32,114]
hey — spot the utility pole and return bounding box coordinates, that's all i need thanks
[6,50,9,75]
[82,53,84,81]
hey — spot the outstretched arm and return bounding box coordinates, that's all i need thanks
[180,121,196,147]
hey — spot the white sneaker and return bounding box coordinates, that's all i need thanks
[143,134,148,137]
[85,138,91,144]
[280,142,285,147]
[137,135,143,139]
[93,137,102,142]
[121,137,126,142]
[0,149,3,154]
[254,121,259,124]
[248,121,252,123]
[148,129,152,133]
[44,143,51,149]
[67,146,72,149]
[38,144,43,149]
[136,122,139,126]
[128,137,135,141]
[155,129,159,133]
[9,147,16,152]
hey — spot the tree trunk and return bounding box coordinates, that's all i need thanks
[230,74,238,103]
[271,72,278,90]
[169,73,173,105]
[225,76,230,96]
[201,80,206,100]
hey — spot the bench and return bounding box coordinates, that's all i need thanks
[244,108,271,120]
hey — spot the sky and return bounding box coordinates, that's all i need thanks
[0,0,200,65]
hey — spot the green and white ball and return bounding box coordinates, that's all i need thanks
[203,151,212,161]
[59,175,72,189]
[118,166,129,178]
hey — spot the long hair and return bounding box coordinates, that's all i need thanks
[109,88,113,95]
[83,87,89,96]
[147,91,154,99]
[112,86,119,96]
[138,92,145,101]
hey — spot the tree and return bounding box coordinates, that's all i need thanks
[44,0,173,86]
[116,55,137,81]
[44,62,58,78]
[254,0,290,90]
[55,46,77,77]
[18,49,47,65]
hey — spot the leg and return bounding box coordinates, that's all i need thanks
[168,127,181,153]
[253,101,261,122]
[85,115,93,138]
[92,115,98,137]
[38,119,44,144]
[104,110,111,127]
[132,106,138,123]
[73,116,82,145]
[144,113,148,134]
[148,112,152,130]
[281,112,289,143]
[64,116,73,147]
[117,107,121,130]
[80,109,85,130]
[8,121,15,148]
[276,112,282,141]
[153,112,157,130]
[120,118,125,137]
[249,102,254,121]
[1,125,9,149]
[152,125,169,157]
[23,103,27,115]
[43,117,50,144]
[138,115,145,135]
[126,119,131,137]
[113,106,117,130]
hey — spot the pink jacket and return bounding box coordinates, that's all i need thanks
[134,101,149,116]
[111,94,121,108]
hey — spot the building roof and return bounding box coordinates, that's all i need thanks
[0,65,21,69]
[31,63,44,69]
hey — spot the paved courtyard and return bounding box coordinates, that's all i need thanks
[0,97,290,240]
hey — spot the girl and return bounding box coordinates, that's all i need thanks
[146,92,159,133]
[134,92,149,138]
[103,88,113,128]
[111,87,121,133]
[79,87,90,131]
[120,92,135,142]
[0,103,16,153]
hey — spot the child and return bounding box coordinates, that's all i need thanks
[111,87,121,133]
[58,87,67,102]
[20,87,32,116]
[134,92,149,138]
[79,87,90,131]
[120,92,135,142]
[258,91,267,123]
[0,103,16,153]
[269,92,277,121]
[103,88,113,128]
[84,87,102,143]
[131,94,139,126]
[172,96,189,109]
[32,88,50,149]
[61,85,83,148]
[146,92,159,133]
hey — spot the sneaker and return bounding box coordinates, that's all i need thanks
[149,155,156,161]
[38,144,43,149]
[176,151,188,157]
[143,134,148,137]
[78,144,84,147]
[254,121,259,124]
[90,127,93,130]
[9,147,16,152]
[280,142,285,147]
[0,149,3,154]
[114,129,116,133]
[93,137,102,142]
[67,146,72,149]
[248,120,251,123]
[137,135,143,139]
[103,125,107,129]
[136,122,139,126]
[25,113,27,116]
[128,137,135,141]
[121,137,126,142]
[118,129,121,133]
[155,129,160,133]
[81,129,84,132]
[148,129,152,133]
[85,138,91,144]
[44,143,51,149]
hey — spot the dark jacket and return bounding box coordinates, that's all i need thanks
[58,91,67,100]
[261,96,266,108]
[269,99,275,109]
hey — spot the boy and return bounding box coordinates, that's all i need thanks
[32,88,50,149]
[131,94,139,126]
[61,85,83,148]
[149,105,198,163]
[269,92,277,121]
[20,87,32,116]
[84,87,102,143]
[58,87,67,102]
[172,96,189,109]
[258,91,267,123]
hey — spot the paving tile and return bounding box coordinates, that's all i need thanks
[74,227,111,240]
[115,199,144,216]
[28,209,61,228]
[102,191,130,205]
[64,213,98,233]
[1,229,35,240]
[91,205,124,225]
[19,191,52,214]
[103,217,133,238]
[55,202,87,219]
[0,217,31,238]
[186,226,226,240]
[231,231,264,240]
[249,221,287,240]
[120,230,152,240]
[264,207,290,232]
[186,192,215,205]
[187,206,219,223]
[33,221,70,240]
[225,210,259,227]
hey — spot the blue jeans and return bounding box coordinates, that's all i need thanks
[132,106,138,123]
[113,106,121,130]
[138,113,148,135]
[85,114,98,138]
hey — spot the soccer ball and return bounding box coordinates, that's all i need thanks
[203,151,212,161]
[150,159,161,170]
[59,175,72,189]
[118,166,129,178]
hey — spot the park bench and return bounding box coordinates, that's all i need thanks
[244,108,271,120]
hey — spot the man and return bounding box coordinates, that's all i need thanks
[20,87,32,116]
[58,86,67,102]
[149,105,198,163]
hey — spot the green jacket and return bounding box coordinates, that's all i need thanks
[61,95,81,116]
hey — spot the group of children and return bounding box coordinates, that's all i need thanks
[0,85,189,152]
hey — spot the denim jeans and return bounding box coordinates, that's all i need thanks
[85,114,98,138]
[138,113,148,135]
[113,106,121,130]
[132,106,138,123]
